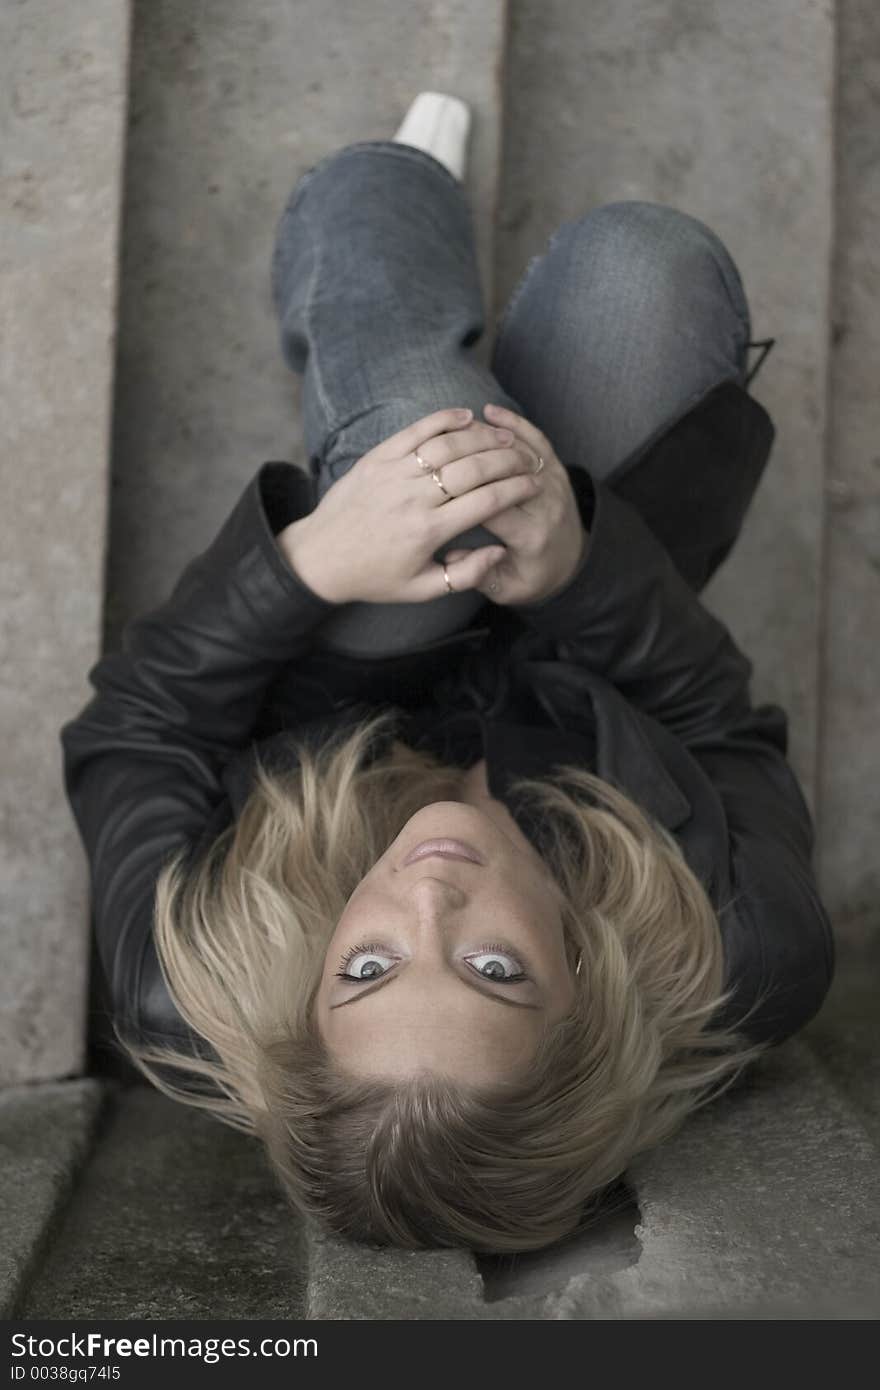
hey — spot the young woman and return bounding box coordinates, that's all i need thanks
[61,93,834,1255]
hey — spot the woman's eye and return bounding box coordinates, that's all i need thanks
[337,948,398,982]
[464,949,526,982]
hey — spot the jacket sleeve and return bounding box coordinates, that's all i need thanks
[511,474,835,1045]
[60,462,336,1049]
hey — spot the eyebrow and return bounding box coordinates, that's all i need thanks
[328,969,543,1011]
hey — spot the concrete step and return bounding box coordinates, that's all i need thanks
[800,912,880,1149]
[816,0,880,928]
[11,1012,878,1319]
[304,1030,880,1319]
[18,1086,306,1319]
[0,0,132,1084]
[0,1080,105,1317]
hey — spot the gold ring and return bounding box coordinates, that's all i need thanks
[431,468,450,498]
[415,447,432,471]
[533,454,545,474]
[442,563,454,593]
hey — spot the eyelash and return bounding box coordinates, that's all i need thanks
[334,940,528,984]
[335,941,383,979]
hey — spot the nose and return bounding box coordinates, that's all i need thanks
[405,879,466,967]
[406,873,468,918]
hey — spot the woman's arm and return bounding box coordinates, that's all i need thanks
[510,475,754,741]
[60,462,336,1045]
[510,476,834,1045]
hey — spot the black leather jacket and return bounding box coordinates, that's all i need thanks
[60,380,835,1054]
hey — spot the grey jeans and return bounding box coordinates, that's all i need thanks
[270,139,774,657]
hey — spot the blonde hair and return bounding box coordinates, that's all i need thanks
[123,707,769,1254]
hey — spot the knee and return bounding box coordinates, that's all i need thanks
[565,199,742,288]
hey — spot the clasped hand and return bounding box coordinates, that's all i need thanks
[278,404,588,607]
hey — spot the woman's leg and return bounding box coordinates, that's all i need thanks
[490,199,769,488]
[490,201,775,596]
[271,140,522,657]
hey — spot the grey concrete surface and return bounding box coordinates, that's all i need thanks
[20,1086,306,1319]
[0,1080,106,1317]
[11,1056,877,1320]
[542,1038,880,1319]
[103,0,506,652]
[802,914,880,1148]
[302,1038,880,1318]
[306,1225,484,1320]
[0,1,131,1082]
[477,1179,641,1303]
[495,0,835,806]
[816,0,880,927]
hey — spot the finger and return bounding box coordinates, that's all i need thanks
[483,402,551,463]
[449,545,506,594]
[372,407,473,462]
[409,421,517,473]
[437,545,507,597]
[433,441,540,498]
[436,470,542,538]
[459,502,531,547]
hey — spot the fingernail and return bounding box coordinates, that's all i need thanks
[455,408,472,420]
[494,428,513,443]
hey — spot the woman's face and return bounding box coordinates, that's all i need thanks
[314,798,577,1084]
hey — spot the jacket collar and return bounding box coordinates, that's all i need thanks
[222,638,693,844]
[218,573,697,868]
[494,655,693,834]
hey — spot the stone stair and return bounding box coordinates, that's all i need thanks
[6,977,880,1319]
[3,0,879,1320]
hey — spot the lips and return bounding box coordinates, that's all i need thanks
[403,838,485,867]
